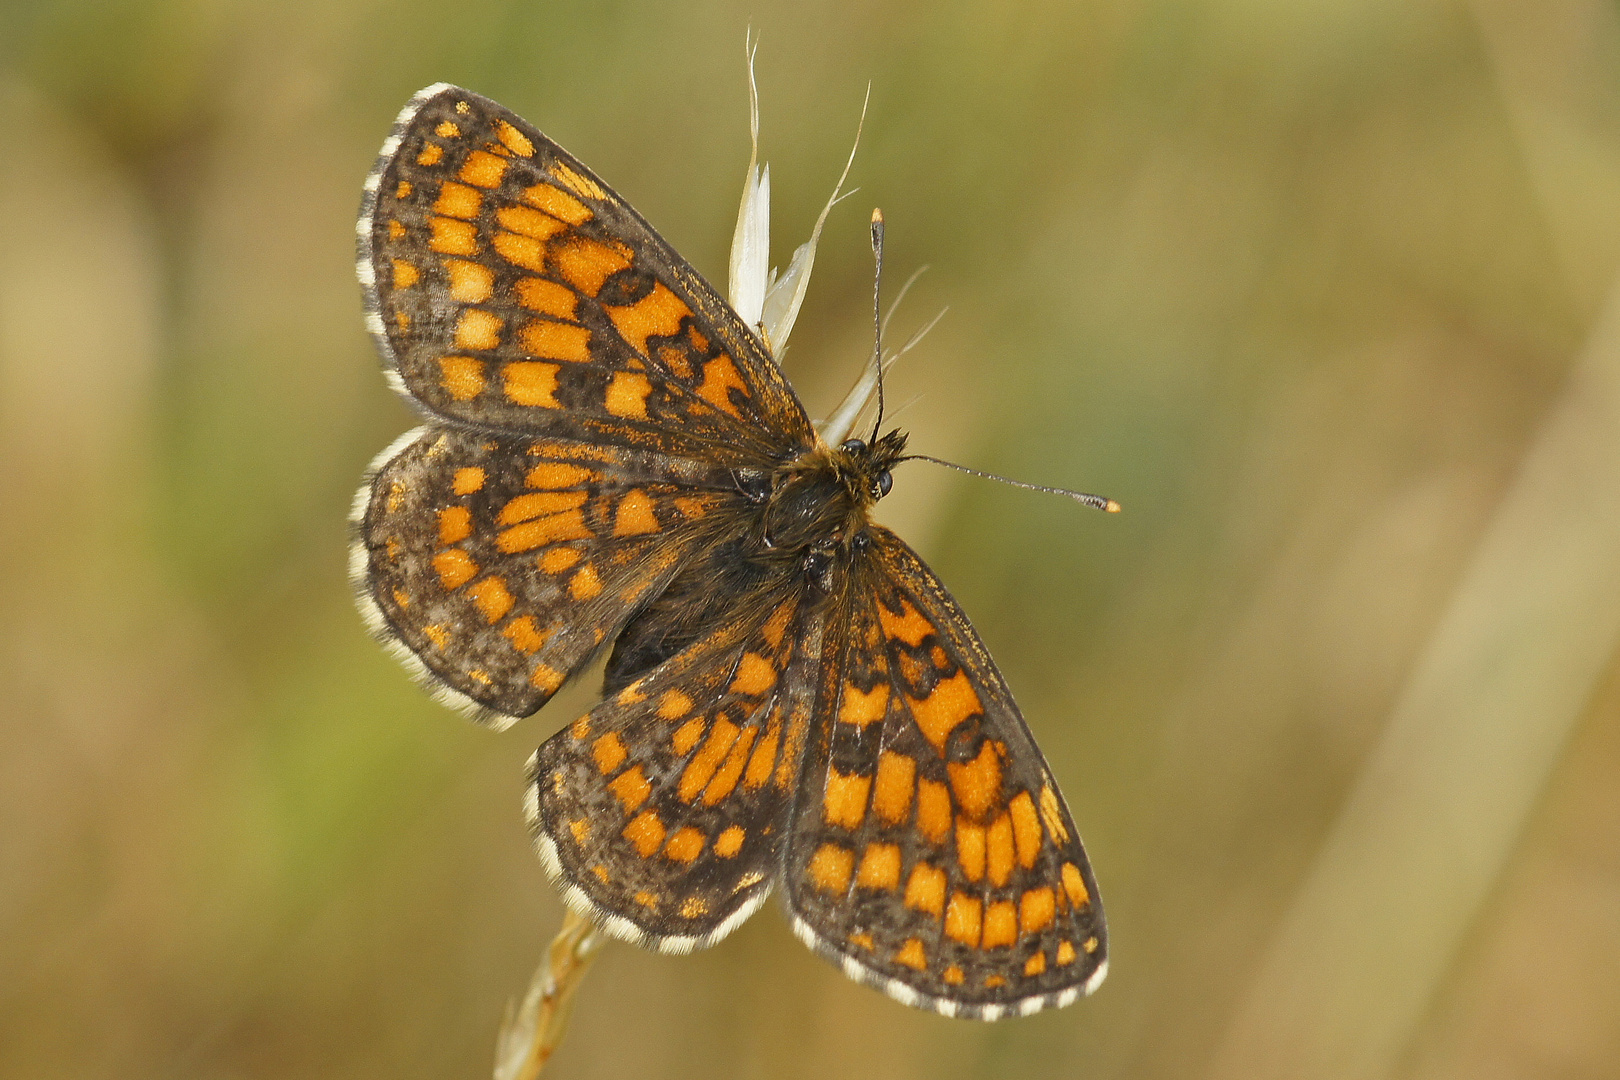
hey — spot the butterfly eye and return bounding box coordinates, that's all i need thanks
[876,470,893,499]
[840,438,866,454]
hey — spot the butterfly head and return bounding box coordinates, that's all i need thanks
[836,428,908,504]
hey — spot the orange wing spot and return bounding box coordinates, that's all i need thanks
[386,220,407,243]
[492,230,546,272]
[437,506,472,544]
[438,355,485,400]
[714,825,745,858]
[895,938,927,971]
[775,706,810,790]
[590,733,625,776]
[680,896,709,919]
[445,259,492,303]
[678,718,740,801]
[1039,784,1069,844]
[524,183,591,225]
[502,616,548,654]
[822,768,872,830]
[916,778,952,844]
[571,716,590,740]
[455,309,503,351]
[904,862,946,915]
[910,670,983,753]
[497,120,536,157]
[838,682,888,727]
[428,215,476,254]
[519,319,591,362]
[848,932,874,950]
[743,721,779,790]
[658,343,694,380]
[432,548,479,589]
[466,668,492,686]
[551,235,631,296]
[983,901,1017,948]
[391,588,409,608]
[671,716,705,756]
[701,725,757,806]
[1083,936,1099,954]
[609,767,651,813]
[551,161,607,200]
[498,509,591,552]
[496,204,568,241]
[1024,951,1047,977]
[526,462,593,489]
[516,277,578,320]
[658,689,695,720]
[612,489,660,536]
[1062,863,1091,909]
[468,575,514,623]
[568,817,589,845]
[394,180,412,198]
[760,602,794,649]
[434,120,460,138]
[499,490,588,524]
[662,826,704,864]
[695,355,748,417]
[390,258,419,288]
[458,149,507,187]
[453,466,486,494]
[1056,940,1078,966]
[1007,792,1043,870]
[500,360,561,408]
[956,819,986,882]
[395,310,413,333]
[808,843,854,893]
[945,893,982,946]
[540,547,582,574]
[856,843,901,891]
[871,752,916,825]
[730,652,777,697]
[634,890,659,910]
[415,142,443,166]
[1020,887,1057,935]
[876,598,934,647]
[422,624,449,649]
[604,371,652,419]
[433,180,481,219]
[943,965,965,985]
[984,975,1007,989]
[530,662,565,692]
[568,564,602,600]
[987,812,1015,887]
[673,495,712,519]
[605,281,689,356]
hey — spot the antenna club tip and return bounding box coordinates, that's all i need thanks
[1104,500,1122,513]
[871,207,884,224]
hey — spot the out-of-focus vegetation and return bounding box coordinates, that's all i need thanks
[3,1,1619,1077]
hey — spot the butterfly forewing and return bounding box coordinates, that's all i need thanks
[782,527,1107,1019]
[359,84,815,464]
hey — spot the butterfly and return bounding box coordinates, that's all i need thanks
[351,84,1107,1020]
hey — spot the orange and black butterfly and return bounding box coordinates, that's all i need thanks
[352,84,1107,1019]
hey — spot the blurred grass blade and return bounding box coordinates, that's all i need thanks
[494,911,605,1080]
[1206,271,1620,1080]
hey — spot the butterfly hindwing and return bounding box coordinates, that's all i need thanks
[528,588,824,950]
[359,84,815,464]
[781,527,1107,1019]
[352,425,750,724]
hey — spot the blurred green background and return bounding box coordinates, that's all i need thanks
[5,0,1620,1077]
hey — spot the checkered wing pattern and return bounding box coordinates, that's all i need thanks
[358,84,814,466]
[528,590,824,950]
[353,426,745,724]
[782,527,1107,1019]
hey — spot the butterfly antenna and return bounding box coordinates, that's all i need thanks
[898,454,1122,512]
[869,208,886,442]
